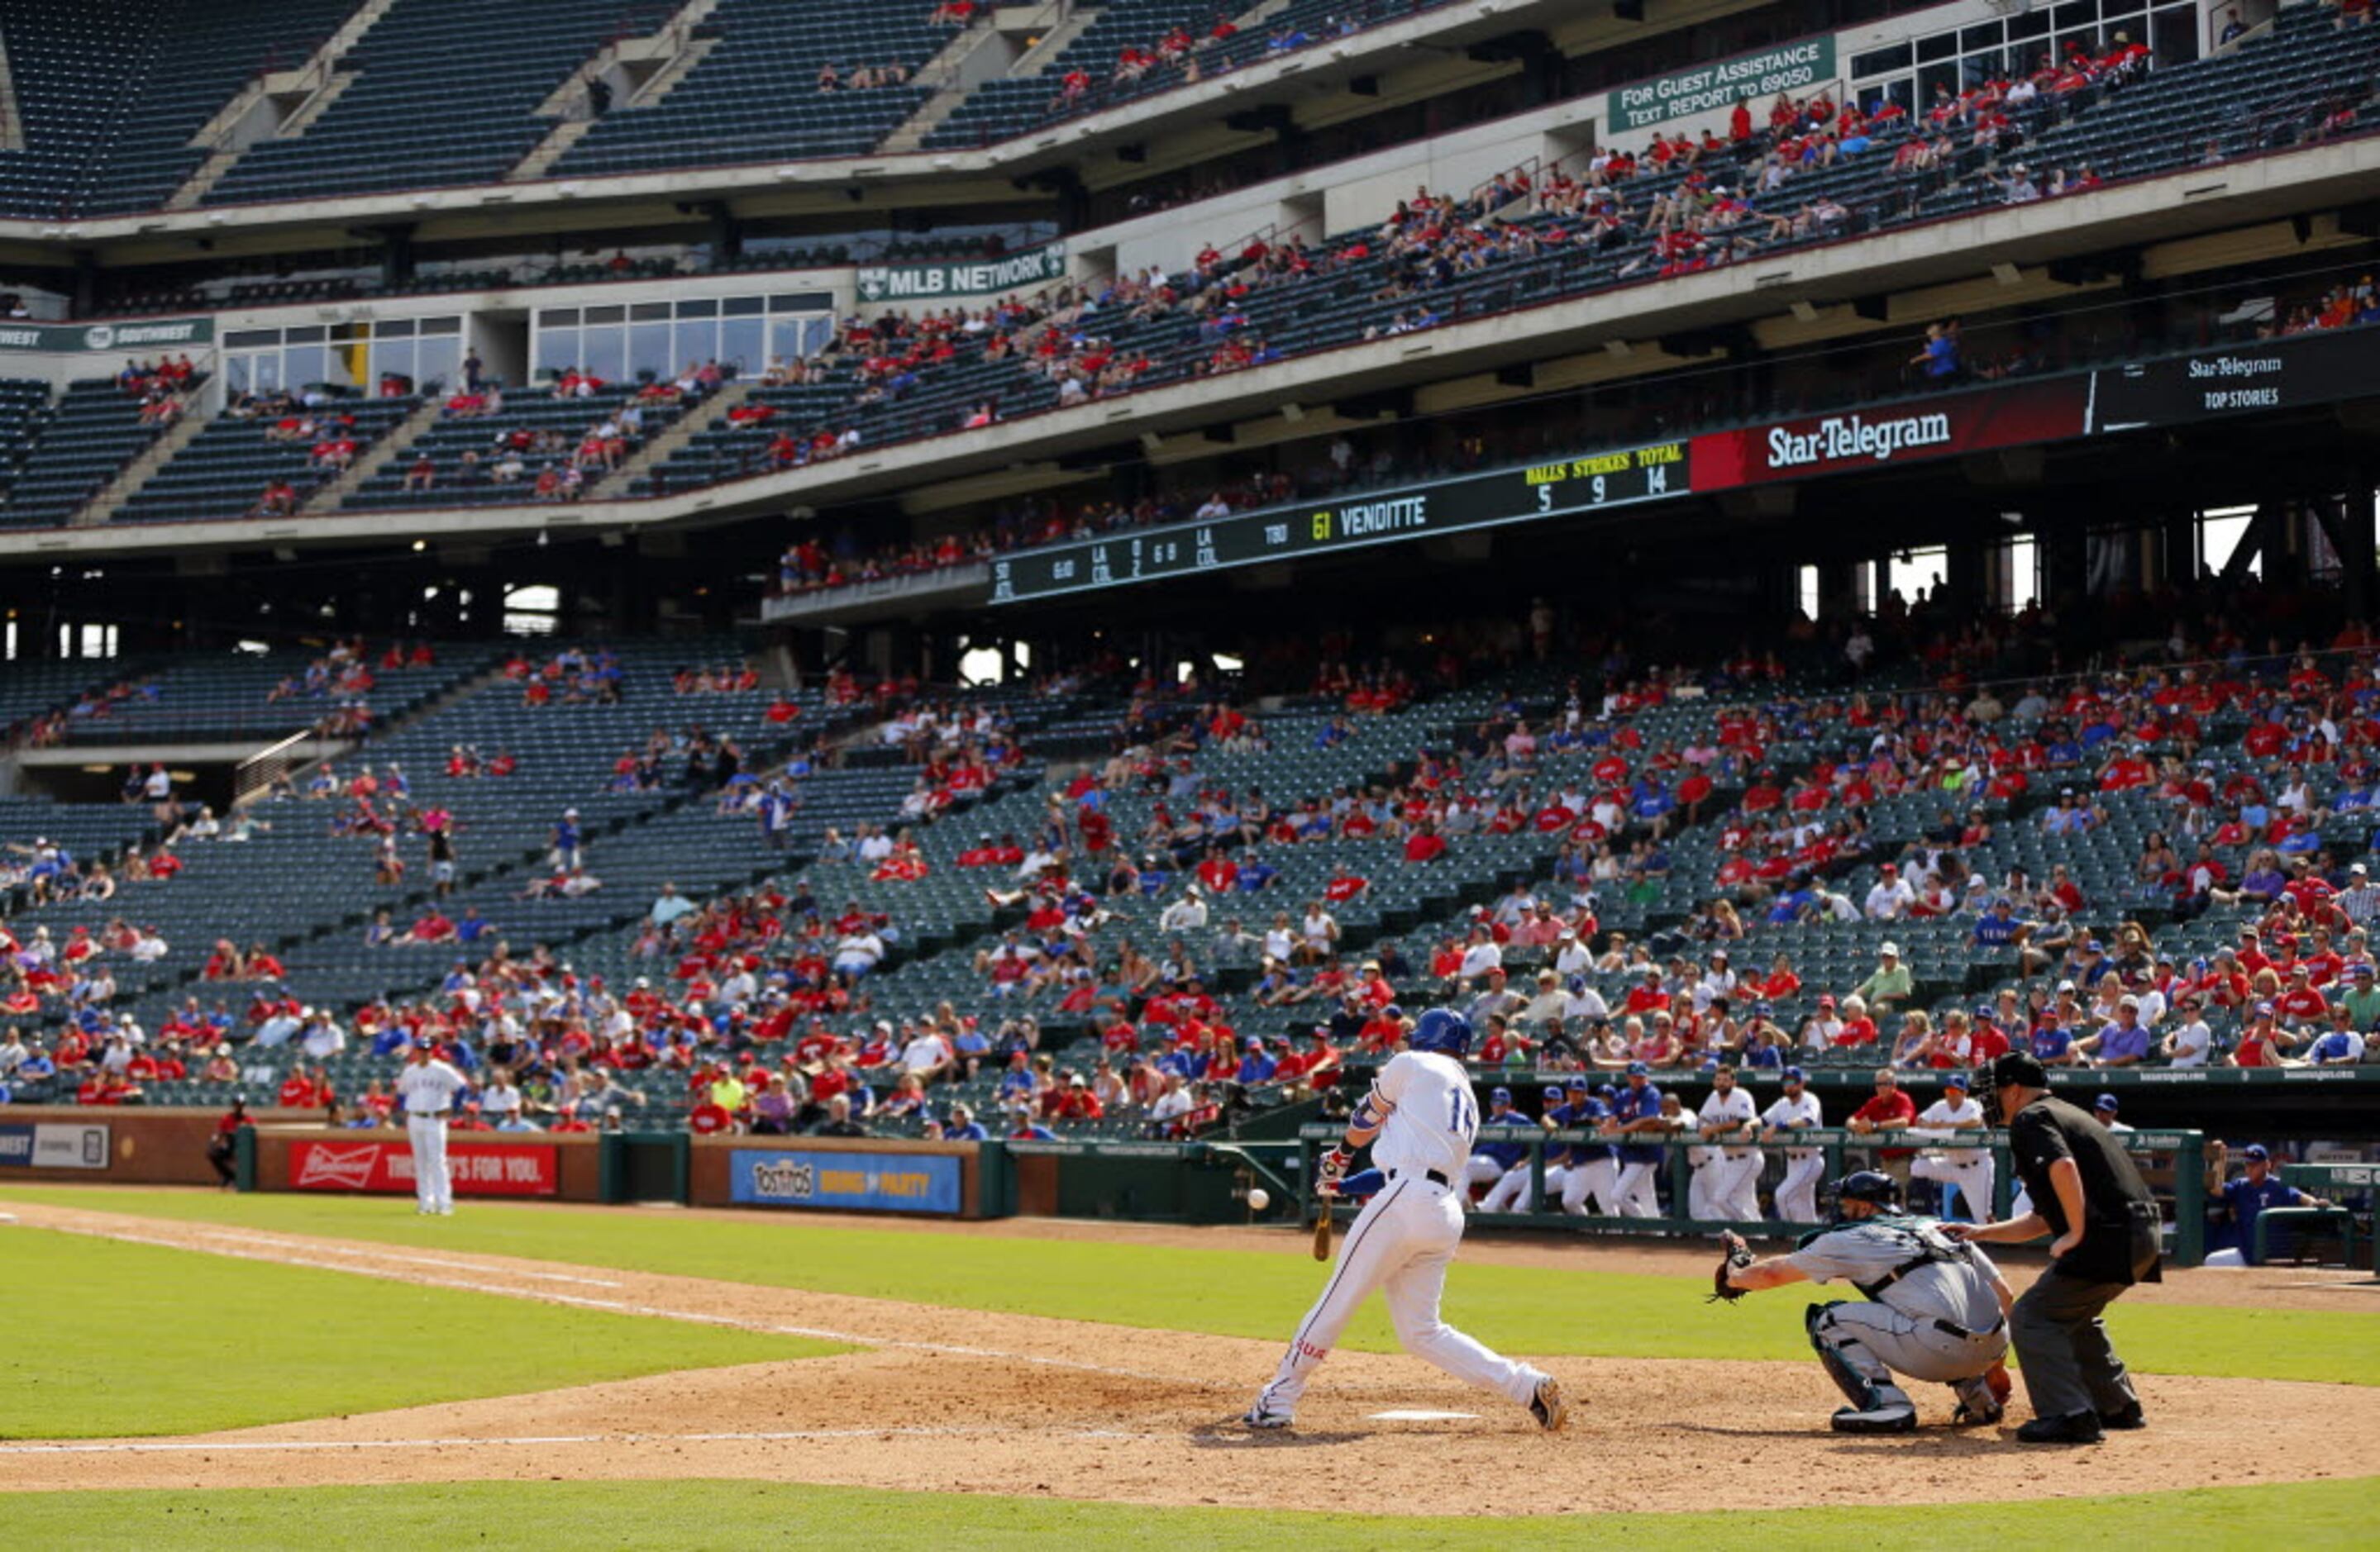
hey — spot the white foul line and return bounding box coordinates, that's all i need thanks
[0,1426,1166,1458]
[194,1230,624,1287]
[8,1216,1227,1391]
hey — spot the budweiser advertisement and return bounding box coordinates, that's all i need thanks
[288,1139,560,1197]
[1691,378,2091,490]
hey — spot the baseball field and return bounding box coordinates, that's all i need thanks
[2,1186,2374,1549]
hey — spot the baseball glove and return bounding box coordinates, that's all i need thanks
[1708,1230,1754,1304]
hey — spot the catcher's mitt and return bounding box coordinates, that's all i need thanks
[1708,1230,1754,1304]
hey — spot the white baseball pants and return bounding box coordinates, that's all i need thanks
[1614,1159,1661,1216]
[406,1112,452,1212]
[1255,1173,1547,1420]
[1911,1152,1994,1221]
[1775,1150,1826,1222]
[1559,1156,1621,1215]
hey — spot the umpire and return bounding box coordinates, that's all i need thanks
[1946,1051,2160,1444]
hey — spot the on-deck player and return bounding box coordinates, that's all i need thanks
[395,1034,466,1215]
[1246,1009,1567,1431]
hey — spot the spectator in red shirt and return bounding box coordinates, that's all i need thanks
[1845,1068,1918,1164]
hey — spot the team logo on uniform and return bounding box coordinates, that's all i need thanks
[294,1144,379,1189]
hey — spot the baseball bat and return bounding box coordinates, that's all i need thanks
[1312,1193,1333,1260]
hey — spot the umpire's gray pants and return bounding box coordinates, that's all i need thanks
[1822,1302,2007,1383]
[2010,1270,2140,1421]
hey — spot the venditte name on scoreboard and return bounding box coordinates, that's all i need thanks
[989,436,1690,602]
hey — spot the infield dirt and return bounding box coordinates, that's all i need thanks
[3,1198,2374,1514]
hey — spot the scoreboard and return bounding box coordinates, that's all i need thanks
[988,438,1691,604]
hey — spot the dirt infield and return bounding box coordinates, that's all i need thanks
[3,1199,2375,1514]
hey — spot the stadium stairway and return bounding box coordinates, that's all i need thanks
[591,379,751,499]
[0,380,183,531]
[875,12,1034,156]
[504,0,724,183]
[298,396,442,516]
[68,412,205,527]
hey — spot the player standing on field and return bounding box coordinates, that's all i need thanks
[395,1035,465,1215]
[1246,1010,1567,1431]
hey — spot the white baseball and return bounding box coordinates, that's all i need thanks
[1247,1187,1271,1212]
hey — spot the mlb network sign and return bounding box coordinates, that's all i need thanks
[0,317,214,353]
[856,243,1066,305]
[1608,38,1836,131]
[730,1148,961,1215]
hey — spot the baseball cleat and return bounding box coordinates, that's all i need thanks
[1951,1400,2004,1426]
[2015,1411,2105,1445]
[1242,1404,1292,1431]
[1830,1405,1917,1434]
[1529,1376,1569,1432]
[2096,1401,2146,1431]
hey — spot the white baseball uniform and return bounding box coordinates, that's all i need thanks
[1689,1085,1762,1221]
[1907,1094,1992,1221]
[395,1055,466,1214]
[1761,1088,1826,1221]
[1253,1051,1550,1421]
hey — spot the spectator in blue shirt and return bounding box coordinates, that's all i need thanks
[1972,897,2022,947]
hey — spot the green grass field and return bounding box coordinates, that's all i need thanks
[2,1187,2367,1385]
[3,1476,2373,1550]
[0,1227,846,1438]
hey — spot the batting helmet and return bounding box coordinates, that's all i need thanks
[1409,1007,1472,1057]
[1832,1170,1901,1211]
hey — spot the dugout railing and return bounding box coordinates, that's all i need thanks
[1296,1123,2213,1266]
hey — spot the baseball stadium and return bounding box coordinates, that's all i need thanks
[0,0,2378,1544]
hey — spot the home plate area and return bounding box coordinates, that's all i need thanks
[0,1204,2370,1516]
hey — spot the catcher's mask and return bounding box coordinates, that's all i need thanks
[1827,1169,1901,1216]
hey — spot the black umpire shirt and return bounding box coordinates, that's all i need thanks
[2008,1094,2163,1286]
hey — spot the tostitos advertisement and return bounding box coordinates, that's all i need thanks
[730,1149,961,1215]
[288,1139,558,1196]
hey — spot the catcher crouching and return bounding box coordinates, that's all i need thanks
[1712,1170,2013,1434]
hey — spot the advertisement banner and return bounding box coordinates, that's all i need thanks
[1608,38,1837,132]
[288,1139,559,1196]
[2088,326,2380,431]
[0,1121,110,1168]
[0,317,214,354]
[1688,378,2090,490]
[729,1148,962,1214]
[856,241,1066,305]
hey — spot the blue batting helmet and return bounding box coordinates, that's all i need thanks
[1409,1007,1472,1057]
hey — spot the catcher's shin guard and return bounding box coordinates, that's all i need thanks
[1806,1302,1916,1434]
